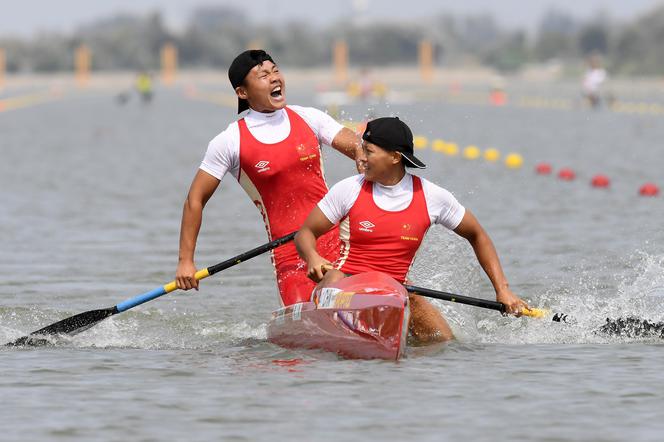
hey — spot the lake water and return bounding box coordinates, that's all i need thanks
[2,80,664,441]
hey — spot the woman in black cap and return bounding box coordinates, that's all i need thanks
[295,116,529,342]
[175,50,362,307]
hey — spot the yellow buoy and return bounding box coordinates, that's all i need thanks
[463,145,481,160]
[504,153,523,169]
[445,142,459,156]
[432,139,445,152]
[483,148,500,162]
[413,136,428,150]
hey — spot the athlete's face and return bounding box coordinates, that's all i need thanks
[360,141,402,183]
[236,61,286,113]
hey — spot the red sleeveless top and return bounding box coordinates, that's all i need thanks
[338,176,431,283]
[237,107,339,304]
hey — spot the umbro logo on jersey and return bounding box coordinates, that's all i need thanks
[359,220,375,232]
[255,160,270,172]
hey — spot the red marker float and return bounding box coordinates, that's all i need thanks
[639,183,660,197]
[591,174,610,188]
[558,168,576,181]
[535,162,552,175]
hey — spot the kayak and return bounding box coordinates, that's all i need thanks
[267,271,410,360]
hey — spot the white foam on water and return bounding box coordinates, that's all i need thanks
[613,251,664,318]
[5,249,664,350]
[2,306,269,350]
[196,320,267,341]
[410,234,664,345]
[68,312,269,350]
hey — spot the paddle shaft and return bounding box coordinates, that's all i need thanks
[116,232,296,312]
[8,232,296,345]
[404,284,553,319]
[404,284,506,313]
[404,285,664,342]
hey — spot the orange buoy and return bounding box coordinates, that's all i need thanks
[535,162,552,175]
[639,183,660,196]
[490,89,507,106]
[591,174,610,188]
[558,168,576,181]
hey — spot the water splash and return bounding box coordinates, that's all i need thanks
[1,306,269,350]
[5,251,664,351]
[411,233,664,345]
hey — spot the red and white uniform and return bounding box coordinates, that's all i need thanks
[318,174,465,283]
[200,106,343,305]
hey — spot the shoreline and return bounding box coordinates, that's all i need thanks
[2,66,664,91]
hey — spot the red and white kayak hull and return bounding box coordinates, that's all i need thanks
[267,272,409,360]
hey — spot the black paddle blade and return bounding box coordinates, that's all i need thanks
[599,317,664,339]
[552,313,572,323]
[6,307,118,347]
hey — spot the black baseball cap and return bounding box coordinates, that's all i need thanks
[228,49,275,114]
[362,117,426,169]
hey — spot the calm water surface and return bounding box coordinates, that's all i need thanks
[1,84,664,441]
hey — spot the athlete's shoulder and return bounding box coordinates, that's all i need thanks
[286,104,325,114]
[288,105,343,146]
[200,121,241,180]
[418,175,459,200]
[288,104,337,123]
[417,175,443,191]
[326,174,363,198]
[208,121,240,150]
[319,174,365,223]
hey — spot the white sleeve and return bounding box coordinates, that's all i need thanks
[199,123,240,181]
[289,105,344,147]
[422,178,466,230]
[317,175,364,224]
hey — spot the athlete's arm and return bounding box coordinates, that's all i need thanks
[293,105,362,170]
[176,170,220,290]
[331,127,364,172]
[453,209,529,315]
[295,207,336,282]
[330,127,361,159]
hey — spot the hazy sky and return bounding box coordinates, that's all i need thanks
[1,0,663,37]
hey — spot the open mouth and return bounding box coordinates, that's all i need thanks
[270,86,283,99]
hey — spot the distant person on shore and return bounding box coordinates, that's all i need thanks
[582,53,607,109]
[136,71,153,104]
[116,72,154,105]
[295,117,529,342]
[174,49,362,307]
